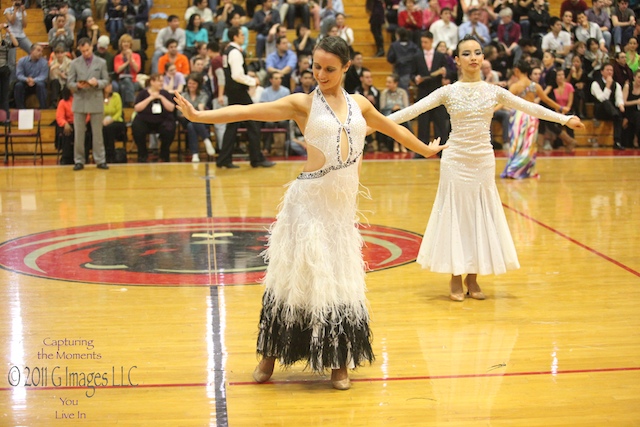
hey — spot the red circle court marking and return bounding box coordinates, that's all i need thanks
[0,218,423,286]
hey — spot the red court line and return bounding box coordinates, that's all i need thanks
[2,366,639,392]
[229,366,640,386]
[502,204,640,278]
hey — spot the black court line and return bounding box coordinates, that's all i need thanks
[206,163,229,427]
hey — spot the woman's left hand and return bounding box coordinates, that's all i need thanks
[566,116,585,130]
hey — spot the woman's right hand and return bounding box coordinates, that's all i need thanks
[174,92,199,122]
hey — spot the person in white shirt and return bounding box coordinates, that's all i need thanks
[590,63,625,149]
[430,7,458,55]
[541,16,573,59]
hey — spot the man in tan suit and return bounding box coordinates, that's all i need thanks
[67,37,110,170]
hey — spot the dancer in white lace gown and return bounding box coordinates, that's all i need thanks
[389,35,585,301]
[175,37,446,390]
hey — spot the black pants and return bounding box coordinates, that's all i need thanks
[103,121,127,163]
[595,101,623,145]
[0,66,10,115]
[416,104,449,157]
[218,90,266,166]
[132,118,175,162]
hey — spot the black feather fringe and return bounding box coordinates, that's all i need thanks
[256,291,375,373]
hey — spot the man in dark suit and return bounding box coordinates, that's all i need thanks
[411,31,449,157]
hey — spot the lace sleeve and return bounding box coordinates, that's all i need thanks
[497,86,572,126]
[388,85,447,124]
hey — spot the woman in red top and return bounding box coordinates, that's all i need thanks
[398,0,423,44]
[544,68,577,151]
[114,33,142,107]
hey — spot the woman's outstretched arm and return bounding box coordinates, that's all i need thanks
[357,95,447,158]
[174,92,308,125]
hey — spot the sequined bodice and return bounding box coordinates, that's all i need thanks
[388,81,571,151]
[298,89,366,180]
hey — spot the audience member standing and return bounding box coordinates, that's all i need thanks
[411,31,449,155]
[67,38,110,170]
[218,27,275,169]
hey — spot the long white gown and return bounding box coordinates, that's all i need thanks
[257,88,374,372]
[389,81,571,276]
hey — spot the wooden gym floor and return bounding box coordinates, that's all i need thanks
[0,154,639,426]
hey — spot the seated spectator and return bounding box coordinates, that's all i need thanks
[163,63,186,94]
[292,24,315,57]
[286,0,311,29]
[436,40,458,83]
[158,39,191,75]
[561,10,576,33]
[575,11,608,52]
[106,0,128,46]
[56,87,90,164]
[422,0,440,30]
[102,80,126,163]
[568,54,589,118]
[222,12,250,52]
[290,54,310,89]
[48,13,74,53]
[266,36,297,90]
[379,73,410,152]
[560,0,588,24]
[259,71,290,154]
[387,27,420,90]
[545,68,578,150]
[49,44,72,108]
[114,33,142,107]
[152,15,186,74]
[126,0,149,31]
[335,13,354,52]
[215,0,246,39]
[497,7,522,64]
[591,63,625,149]
[430,7,458,55]
[265,24,288,58]
[481,59,501,84]
[114,16,148,70]
[292,68,315,93]
[458,8,490,47]
[626,37,640,72]
[318,0,343,35]
[76,16,100,53]
[541,17,572,62]
[190,42,208,71]
[613,50,633,86]
[177,73,214,162]
[399,0,423,44]
[527,0,551,43]
[250,0,282,59]
[185,13,209,58]
[612,0,636,53]
[132,73,176,162]
[185,0,215,25]
[585,0,612,50]
[14,44,48,109]
[622,69,640,148]
[343,51,363,94]
[95,35,117,84]
[563,40,586,70]
[69,0,92,20]
[584,36,609,78]
[53,3,76,34]
[44,4,59,33]
[4,0,32,56]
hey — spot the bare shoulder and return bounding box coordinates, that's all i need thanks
[350,93,372,112]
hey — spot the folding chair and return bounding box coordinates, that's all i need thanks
[4,109,44,165]
[0,110,8,164]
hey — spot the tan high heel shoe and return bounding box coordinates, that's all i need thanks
[449,279,465,302]
[463,277,486,300]
[331,369,351,390]
[252,359,275,383]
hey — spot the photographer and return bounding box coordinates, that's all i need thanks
[4,0,32,81]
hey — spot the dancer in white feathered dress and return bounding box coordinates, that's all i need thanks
[175,36,446,390]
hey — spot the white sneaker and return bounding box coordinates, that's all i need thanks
[204,139,215,156]
[192,154,200,163]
